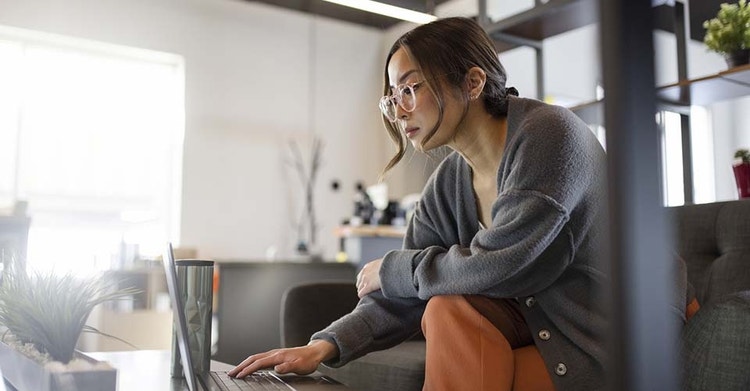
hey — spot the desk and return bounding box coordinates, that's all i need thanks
[1,350,231,391]
[87,350,348,391]
[89,350,232,391]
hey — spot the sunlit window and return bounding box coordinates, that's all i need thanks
[0,26,184,274]
[688,107,716,204]
[659,109,715,207]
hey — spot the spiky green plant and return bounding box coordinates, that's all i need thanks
[703,1,750,55]
[736,148,750,163]
[0,265,139,363]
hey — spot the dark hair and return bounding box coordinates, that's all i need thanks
[380,17,518,177]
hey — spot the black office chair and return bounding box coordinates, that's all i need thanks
[280,282,359,348]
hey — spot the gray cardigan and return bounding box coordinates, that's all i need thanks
[312,96,611,390]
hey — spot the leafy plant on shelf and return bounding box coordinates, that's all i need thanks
[703,0,750,55]
[736,148,750,163]
[0,264,138,364]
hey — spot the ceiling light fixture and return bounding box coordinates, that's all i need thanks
[321,0,438,24]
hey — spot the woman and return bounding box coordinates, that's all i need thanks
[229,17,610,391]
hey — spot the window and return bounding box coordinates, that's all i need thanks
[659,108,715,207]
[0,26,184,274]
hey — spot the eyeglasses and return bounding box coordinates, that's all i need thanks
[379,81,424,122]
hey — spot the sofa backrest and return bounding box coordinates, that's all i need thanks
[670,199,750,306]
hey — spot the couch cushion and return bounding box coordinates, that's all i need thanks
[671,200,750,305]
[682,291,750,391]
[318,341,425,391]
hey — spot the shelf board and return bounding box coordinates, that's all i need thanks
[487,0,676,53]
[657,64,750,106]
[486,0,598,53]
[566,64,750,123]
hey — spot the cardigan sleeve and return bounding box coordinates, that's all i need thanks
[379,105,604,300]
[310,291,426,366]
[310,173,448,367]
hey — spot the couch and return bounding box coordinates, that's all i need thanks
[281,200,750,391]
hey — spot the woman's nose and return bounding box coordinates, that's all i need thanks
[395,103,410,120]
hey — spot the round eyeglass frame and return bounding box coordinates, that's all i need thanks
[378,81,424,122]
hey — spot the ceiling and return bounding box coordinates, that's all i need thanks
[248,0,453,29]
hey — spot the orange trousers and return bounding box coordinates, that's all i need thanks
[421,295,555,391]
[421,295,702,391]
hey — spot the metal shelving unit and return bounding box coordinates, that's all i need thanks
[480,0,701,203]
[658,63,750,105]
[476,1,693,389]
[484,0,599,53]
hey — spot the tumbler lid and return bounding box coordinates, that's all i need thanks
[175,259,214,267]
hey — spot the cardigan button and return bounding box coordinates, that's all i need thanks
[525,296,536,308]
[538,329,551,341]
[555,363,567,376]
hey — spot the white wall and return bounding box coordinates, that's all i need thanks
[0,0,387,260]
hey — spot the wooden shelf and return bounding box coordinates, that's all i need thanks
[566,64,750,123]
[486,0,675,53]
[334,225,406,238]
[486,0,598,52]
[657,64,750,106]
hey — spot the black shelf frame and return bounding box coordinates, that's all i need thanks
[657,64,750,105]
[481,0,698,204]
[484,0,599,53]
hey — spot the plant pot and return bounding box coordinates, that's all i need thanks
[725,49,750,69]
[733,162,750,199]
[0,341,116,391]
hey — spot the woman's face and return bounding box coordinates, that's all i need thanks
[386,48,465,151]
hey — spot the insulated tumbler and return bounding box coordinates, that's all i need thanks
[170,259,214,378]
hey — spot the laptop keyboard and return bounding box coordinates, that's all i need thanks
[210,371,291,391]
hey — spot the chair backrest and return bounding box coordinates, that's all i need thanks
[280,282,359,348]
[670,199,750,305]
[214,262,355,365]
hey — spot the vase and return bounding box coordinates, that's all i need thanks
[733,162,750,199]
[725,49,750,69]
[0,341,116,391]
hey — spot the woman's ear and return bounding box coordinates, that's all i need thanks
[466,67,487,100]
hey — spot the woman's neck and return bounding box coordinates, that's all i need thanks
[450,107,508,182]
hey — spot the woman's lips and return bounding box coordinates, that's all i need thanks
[405,127,419,139]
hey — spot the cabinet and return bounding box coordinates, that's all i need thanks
[334,225,405,271]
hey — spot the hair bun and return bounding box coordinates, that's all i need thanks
[505,87,519,97]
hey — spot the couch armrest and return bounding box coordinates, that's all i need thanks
[682,290,750,390]
[280,281,359,348]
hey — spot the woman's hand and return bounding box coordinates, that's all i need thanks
[357,258,383,298]
[227,339,338,379]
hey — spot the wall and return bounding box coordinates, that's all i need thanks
[711,96,750,200]
[0,0,387,260]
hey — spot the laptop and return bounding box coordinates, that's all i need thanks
[162,243,349,391]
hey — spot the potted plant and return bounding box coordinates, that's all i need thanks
[734,148,750,198]
[703,0,750,68]
[0,264,137,391]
